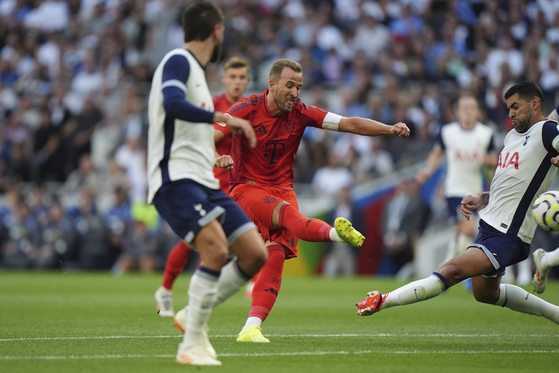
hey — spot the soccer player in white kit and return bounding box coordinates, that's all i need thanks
[356,81,559,325]
[147,2,267,365]
[417,95,497,264]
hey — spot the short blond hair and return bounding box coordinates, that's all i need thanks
[269,59,302,81]
[224,57,250,72]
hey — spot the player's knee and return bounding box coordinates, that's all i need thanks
[251,247,268,270]
[438,264,466,286]
[198,237,229,266]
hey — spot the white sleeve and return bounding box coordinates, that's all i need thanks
[321,112,343,131]
[552,108,559,122]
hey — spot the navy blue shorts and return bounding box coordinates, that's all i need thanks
[152,179,256,245]
[468,219,531,277]
[446,197,464,222]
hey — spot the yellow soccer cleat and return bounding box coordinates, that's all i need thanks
[335,217,365,247]
[236,326,270,343]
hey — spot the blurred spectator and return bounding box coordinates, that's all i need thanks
[114,135,147,202]
[63,153,101,195]
[322,186,362,277]
[382,179,431,278]
[70,188,110,270]
[105,186,132,265]
[312,153,353,196]
[1,201,38,268]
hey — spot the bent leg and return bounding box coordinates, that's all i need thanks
[272,202,333,242]
[213,229,268,307]
[486,279,559,325]
[366,247,495,312]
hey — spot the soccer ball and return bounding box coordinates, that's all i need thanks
[532,191,559,232]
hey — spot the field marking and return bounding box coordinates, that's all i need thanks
[2,349,559,360]
[1,333,558,342]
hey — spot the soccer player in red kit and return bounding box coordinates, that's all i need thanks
[216,59,411,342]
[155,57,251,317]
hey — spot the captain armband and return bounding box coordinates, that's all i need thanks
[321,112,343,131]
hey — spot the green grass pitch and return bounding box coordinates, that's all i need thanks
[1,271,558,373]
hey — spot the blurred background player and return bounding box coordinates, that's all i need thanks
[416,95,497,285]
[147,3,266,365]
[155,57,251,317]
[213,59,410,343]
[357,81,559,326]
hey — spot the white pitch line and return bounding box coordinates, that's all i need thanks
[1,333,557,342]
[1,349,558,360]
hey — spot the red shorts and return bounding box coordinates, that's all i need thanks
[230,183,299,258]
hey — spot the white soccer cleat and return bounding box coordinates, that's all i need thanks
[533,248,549,294]
[155,286,175,317]
[174,307,187,333]
[175,343,221,366]
[173,307,216,359]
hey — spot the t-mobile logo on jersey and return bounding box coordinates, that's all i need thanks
[497,152,519,170]
[263,142,285,165]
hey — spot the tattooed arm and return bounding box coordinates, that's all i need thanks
[461,192,490,220]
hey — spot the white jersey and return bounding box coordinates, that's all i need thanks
[438,122,495,197]
[479,120,559,243]
[147,49,219,203]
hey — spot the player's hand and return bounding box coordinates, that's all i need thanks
[214,155,234,170]
[552,156,559,167]
[391,122,410,138]
[415,169,429,184]
[226,116,257,148]
[461,194,481,220]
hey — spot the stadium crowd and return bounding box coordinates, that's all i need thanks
[1,0,559,272]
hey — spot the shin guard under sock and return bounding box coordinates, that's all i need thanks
[279,204,332,242]
[247,247,285,322]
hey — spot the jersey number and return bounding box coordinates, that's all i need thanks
[264,142,285,165]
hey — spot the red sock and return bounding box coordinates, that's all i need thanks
[248,246,285,321]
[250,271,260,284]
[279,203,332,242]
[162,241,193,290]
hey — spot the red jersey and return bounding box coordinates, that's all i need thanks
[224,90,328,190]
[212,93,236,192]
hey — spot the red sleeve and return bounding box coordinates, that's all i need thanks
[213,122,231,137]
[298,102,328,129]
[226,96,257,118]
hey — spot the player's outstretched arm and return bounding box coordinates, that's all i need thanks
[461,192,489,220]
[214,112,256,148]
[552,156,559,167]
[338,117,410,138]
[416,146,443,184]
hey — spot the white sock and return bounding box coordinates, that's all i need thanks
[214,259,251,308]
[329,228,343,242]
[181,267,219,350]
[383,274,447,309]
[541,247,559,270]
[242,316,263,330]
[495,283,559,324]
